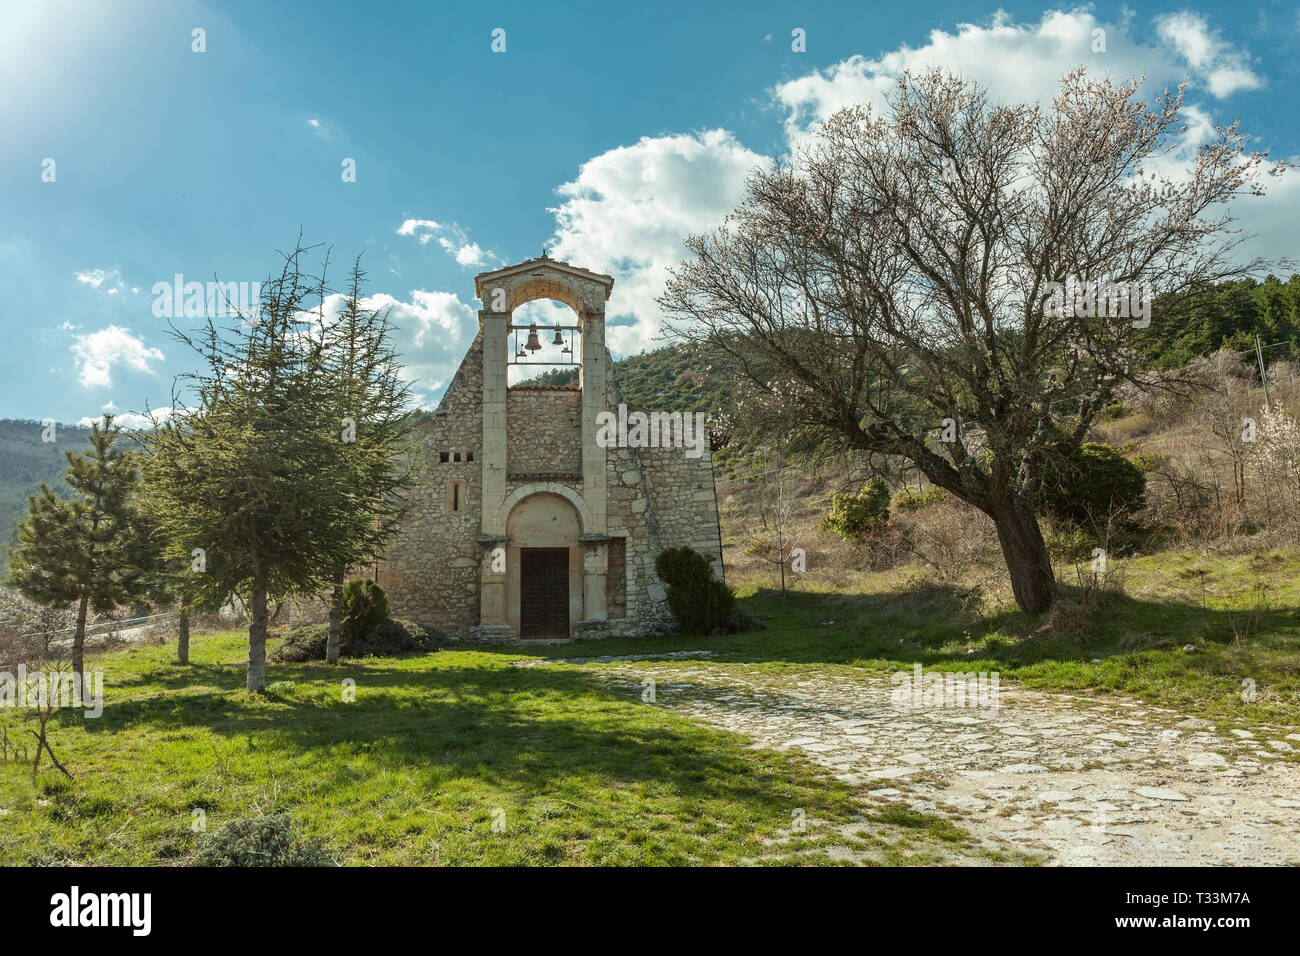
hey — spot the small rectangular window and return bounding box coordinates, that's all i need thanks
[447,479,466,514]
[439,451,450,463]
[467,451,474,462]
[453,451,462,463]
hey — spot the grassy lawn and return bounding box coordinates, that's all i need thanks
[671,547,1300,732]
[0,632,990,866]
[3,545,1294,866]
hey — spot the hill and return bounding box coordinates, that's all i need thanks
[0,419,94,572]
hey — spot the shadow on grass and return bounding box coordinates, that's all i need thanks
[465,581,1300,671]
[71,658,849,818]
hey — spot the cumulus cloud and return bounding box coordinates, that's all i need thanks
[396,219,499,268]
[77,407,175,430]
[70,326,165,388]
[397,219,441,242]
[1154,12,1262,97]
[536,10,1287,359]
[768,9,1288,261]
[546,129,769,355]
[772,9,1262,143]
[315,287,479,408]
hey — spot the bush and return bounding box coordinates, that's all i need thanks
[270,618,443,662]
[721,602,763,634]
[365,618,443,656]
[340,579,388,645]
[270,623,328,662]
[654,546,735,635]
[891,486,949,512]
[1038,443,1146,527]
[654,546,714,588]
[194,814,336,867]
[819,478,890,540]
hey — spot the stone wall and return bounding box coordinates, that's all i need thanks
[642,441,724,575]
[507,386,582,477]
[598,363,724,637]
[370,328,724,642]
[375,332,485,638]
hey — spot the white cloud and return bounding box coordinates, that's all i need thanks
[767,10,1289,267]
[773,9,1262,145]
[70,326,164,388]
[546,129,769,355]
[306,116,340,140]
[315,288,478,408]
[76,408,173,430]
[75,267,124,293]
[1154,12,1262,96]
[397,219,441,243]
[397,218,498,268]
[536,9,1289,362]
[101,400,117,411]
[441,238,488,267]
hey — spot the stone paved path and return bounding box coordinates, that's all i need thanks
[550,657,1300,865]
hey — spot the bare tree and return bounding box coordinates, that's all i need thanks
[1191,349,1261,510]
[742,450,802,596]
[662,68,1279,612]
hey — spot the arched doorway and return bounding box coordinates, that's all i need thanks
[504,492,583,638]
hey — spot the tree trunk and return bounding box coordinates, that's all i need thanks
[248,585,269,692]
[988,497,1057,614]
[177,602,190,665]
[72,594,89,686]
[326,573,344,664]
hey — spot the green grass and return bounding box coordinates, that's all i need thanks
[0,632,983,866]
[3,545,1294,866]
[629,547,1299,731]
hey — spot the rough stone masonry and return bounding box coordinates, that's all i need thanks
[369,254,724,641]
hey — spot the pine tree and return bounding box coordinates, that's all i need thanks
[321,257,415,663]
[132,505,195,665]
[6,416,148,684]
[144,240,385,691]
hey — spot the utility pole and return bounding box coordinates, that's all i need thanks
[1255,333,1272,407]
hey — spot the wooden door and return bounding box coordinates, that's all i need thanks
[520,548,570,638]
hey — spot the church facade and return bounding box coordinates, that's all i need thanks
[373,255,724,641]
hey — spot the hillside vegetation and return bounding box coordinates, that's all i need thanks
[0,419,93,573]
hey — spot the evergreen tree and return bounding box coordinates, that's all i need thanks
[6,416,148,684]
[132,505,196,665]
[320,257,415,663]
[145,240,362,691]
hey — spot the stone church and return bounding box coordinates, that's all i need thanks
[373,255,724,641]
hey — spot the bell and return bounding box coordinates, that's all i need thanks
[524,325,542,351]
[551,328,564,346]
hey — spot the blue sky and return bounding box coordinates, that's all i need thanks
[2,0,1298,425]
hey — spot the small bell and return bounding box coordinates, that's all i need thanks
[551,328,564,346]
[524,325,542,351]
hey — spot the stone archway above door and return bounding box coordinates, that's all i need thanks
[495,482,592,535]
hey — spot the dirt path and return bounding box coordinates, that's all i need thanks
[544,655,1300,866]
